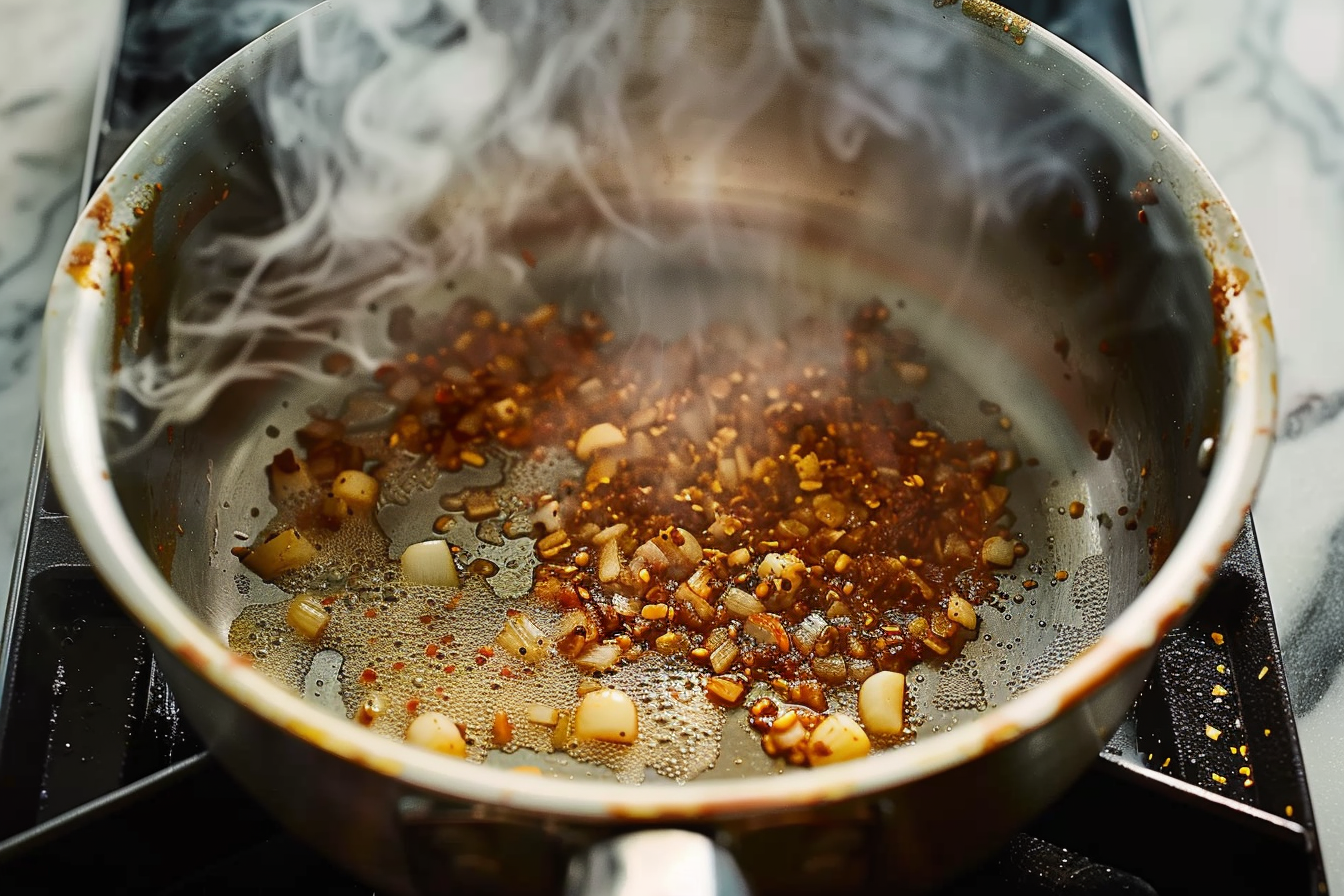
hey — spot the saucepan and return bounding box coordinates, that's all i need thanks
[40,1,1275,893]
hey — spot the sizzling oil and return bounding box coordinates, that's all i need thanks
[229,444,734,783]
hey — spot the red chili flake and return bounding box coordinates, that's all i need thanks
[321,596,337,606]
[435,687,445,696]
[364,608,378,618]
[391,662,406,671]
[406,699,420,714]
[443,666,456,674]
[500,667,514,679]
[474,655,488,666]
[479,646,495,658]
[360,668,377,684]
[440,634,455,645]
[419,614,434,625]
[521,248,538,268]
[426,643,440,657]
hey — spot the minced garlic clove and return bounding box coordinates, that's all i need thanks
[858,671,906,735]
[400,540,460,587]
[573,688,638,744]
[405,712,467,758]
[806,714,871,766]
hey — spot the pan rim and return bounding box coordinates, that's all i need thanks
[38,2,1277,821]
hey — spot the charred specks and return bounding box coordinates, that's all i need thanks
[87,193,114,230]
[961,0,1030,45]
[65,242,97,289]
[1130,180,1160,206]
[1087,429,1114,462]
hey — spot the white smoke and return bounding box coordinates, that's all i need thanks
[112,0,1108,447]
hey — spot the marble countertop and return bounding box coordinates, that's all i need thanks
[3,0,1343,885]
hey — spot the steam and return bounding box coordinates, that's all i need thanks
[112,0,1107,449]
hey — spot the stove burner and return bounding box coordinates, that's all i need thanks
[0,2,1324,893]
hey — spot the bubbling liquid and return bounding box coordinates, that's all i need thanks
[228,296,1035,783]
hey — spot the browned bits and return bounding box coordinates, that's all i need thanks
[1068,501,1085,519]
[706,676,748,707]
[266,298,1031,766]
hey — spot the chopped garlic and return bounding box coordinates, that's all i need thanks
[405,712,467,758]
[858,671,906,735]
[400,540,459,587]
[573,688,638,744]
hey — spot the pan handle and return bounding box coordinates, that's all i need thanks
[564,829,752,896]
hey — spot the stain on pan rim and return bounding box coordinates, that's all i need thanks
[37,7,1277,822]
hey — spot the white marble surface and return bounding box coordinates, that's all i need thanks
[1137,0,1344,879]
[2,0,1343,885]
[0,0,118,591]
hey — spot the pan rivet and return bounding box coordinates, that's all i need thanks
[1197,437,1217,475]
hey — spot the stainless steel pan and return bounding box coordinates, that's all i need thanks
[40,1,1275,893]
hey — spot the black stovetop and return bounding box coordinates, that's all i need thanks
[0,2,1326,893]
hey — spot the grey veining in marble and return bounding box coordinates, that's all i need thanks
[1137,0,1344,882]
[0,0,118,593]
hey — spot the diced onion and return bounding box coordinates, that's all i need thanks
[709,640,740,674]
[573,688,638,744]
[405,712,467,758]
[573,641,622,672]
[331,469,378,514]
[268,454,313,501]
[634,540,670,572]
[685,566,719,600]
[675,528,704,564]
[286,594,329,641]
[705,676,747,707]
[723,586,766,619]
[592,523,628,546]
[858,671,906,735]
[242,528,317,581]
[610,594,644,617]
[811,654,847,685]
[847,657,876,683]
[791,614,828,654]
[598,538,622,583]
[525,703,560,727]
[743,613,790,652]
[400,540,460,587]
[496,612,550,664]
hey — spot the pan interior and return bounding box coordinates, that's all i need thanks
[113,182,1206,783]
[98,4,1221,786]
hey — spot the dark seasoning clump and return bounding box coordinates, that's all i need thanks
[232,295,1035,774]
